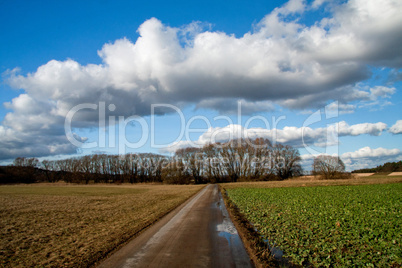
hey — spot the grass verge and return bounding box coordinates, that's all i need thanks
[0,183,204,267]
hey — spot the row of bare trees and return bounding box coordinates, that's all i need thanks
[173,138,302,183]
[39,153,168,183]
[11,138,303,184]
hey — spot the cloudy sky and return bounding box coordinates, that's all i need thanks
[1,0,401,171]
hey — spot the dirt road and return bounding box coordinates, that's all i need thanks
[97,184,253,268]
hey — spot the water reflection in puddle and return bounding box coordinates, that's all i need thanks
[214,188,253,268]
[215,192,244,248]
[263,239,284,259]
[219,191,287,264]
[218,231,244,248]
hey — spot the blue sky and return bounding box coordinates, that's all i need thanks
[1,0,401,171]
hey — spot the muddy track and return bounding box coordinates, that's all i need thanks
[97,184,253,268]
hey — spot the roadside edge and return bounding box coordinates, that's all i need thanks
[218,185,281,268]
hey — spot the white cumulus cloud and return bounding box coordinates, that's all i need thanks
[340,146,402,171]
[2,0,402,160]
[341,147,401,159]
[163,121,388,153]
[389,120,402,134]
[338,121,387,136]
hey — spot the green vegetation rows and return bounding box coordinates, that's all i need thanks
[226,183,401,267]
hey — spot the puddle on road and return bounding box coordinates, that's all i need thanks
[214,191,245,248]
[218,232,241,247]
[215,195,238,235]
[214,190,253,268]
[218,189,287,266]
[263,239,284,259]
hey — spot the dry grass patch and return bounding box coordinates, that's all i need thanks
[0,184,204,267]
[353,173,375,177]
[389,172,402,176]
[222,175,402,189]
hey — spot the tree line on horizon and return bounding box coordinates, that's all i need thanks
[2,137,357,184]
[3,138,305,184]
[351,160,402,174]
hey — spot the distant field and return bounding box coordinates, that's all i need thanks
[0,183,203,267]
[389,172,402,176]
[223,181,402,267]
[353,173,375,177]
[225,175,402,189]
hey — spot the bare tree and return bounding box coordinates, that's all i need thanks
[272,144,302,180]
[219,139,253,182]
[313,155,347,180]
[13,157,39,168]
[248,138,274,180]
[176,147,204,184]
[42,160,57,182]
[162,158,191,184]
[202,143,225,183]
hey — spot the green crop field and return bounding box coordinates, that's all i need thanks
[225,183,401,267]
